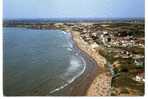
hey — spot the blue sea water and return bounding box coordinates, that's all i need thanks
[3,28,87,96]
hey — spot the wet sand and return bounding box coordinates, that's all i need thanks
[69,30,112,96]
[49,29,112,96]
[50,31,99,96]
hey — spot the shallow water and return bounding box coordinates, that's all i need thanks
[3,28,88,96]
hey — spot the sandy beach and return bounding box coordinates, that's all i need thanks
[69,30,112,96]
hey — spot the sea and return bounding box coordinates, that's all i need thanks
[3,27,98,96]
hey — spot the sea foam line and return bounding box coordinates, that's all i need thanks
[49,31,86,94]
[62,31,74,49]
[49,55,86,94]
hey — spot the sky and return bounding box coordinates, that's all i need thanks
[3,0,144,19]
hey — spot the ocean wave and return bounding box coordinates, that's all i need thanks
[49,31,86,95]
[49,55,86,94]
[66,47,73,51]
[66,55,86,84]
[60,37,73,51]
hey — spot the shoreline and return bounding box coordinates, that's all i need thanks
[4,26,113,96]
[4,27,99,96]
[49,29,100,96]
[69,30,112,96]
[4,21,144,96]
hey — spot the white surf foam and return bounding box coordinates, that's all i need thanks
[49,31,86,94]
[66,47,73,51]
[49,55,86,94]
[66,55,86,83]
[61,31,74,51]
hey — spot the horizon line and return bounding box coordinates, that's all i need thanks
[3,17,145,20]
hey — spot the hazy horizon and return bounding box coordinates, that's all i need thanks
[4,0,144,19]
[3,17,145,20]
